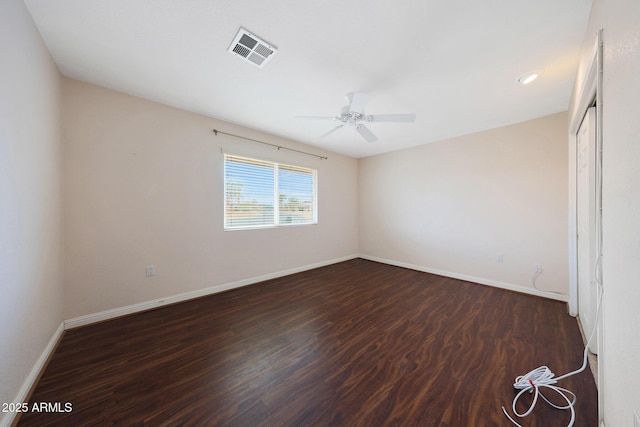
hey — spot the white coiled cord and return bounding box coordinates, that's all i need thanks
[502,281,603,426]
[501,365,578,426]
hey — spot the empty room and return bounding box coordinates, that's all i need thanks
[2,0,639,426]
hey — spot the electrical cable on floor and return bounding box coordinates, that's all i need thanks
[532,266,564,296]
[501,281,603,427]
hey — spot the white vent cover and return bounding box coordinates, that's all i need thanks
[227,28,277,68]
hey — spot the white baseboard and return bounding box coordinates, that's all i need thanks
[64,254,359,330]
[358,254,568,302]
[1,322,65,427]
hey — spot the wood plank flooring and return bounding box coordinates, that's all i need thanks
[18,259,597,426]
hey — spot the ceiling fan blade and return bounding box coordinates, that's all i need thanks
[355,124,378,143]
[314,124,345,141]
[367,113,416,123]
[295,115,339,120]
[346,92,369,115]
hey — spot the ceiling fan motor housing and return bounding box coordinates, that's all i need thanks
[340,105,365,124]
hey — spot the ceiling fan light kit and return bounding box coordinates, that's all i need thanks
[297,92,416,143]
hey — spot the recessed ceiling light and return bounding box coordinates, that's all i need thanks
[516,71,542,85]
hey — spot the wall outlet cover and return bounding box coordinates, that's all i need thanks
[145,265,156,277]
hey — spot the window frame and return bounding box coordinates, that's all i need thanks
[223,154,318,230]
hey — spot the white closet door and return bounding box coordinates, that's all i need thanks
[576,106,598,354]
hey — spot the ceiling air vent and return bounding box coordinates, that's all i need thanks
[227,28,277,68]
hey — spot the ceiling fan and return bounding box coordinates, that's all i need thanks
[296,92,416,143]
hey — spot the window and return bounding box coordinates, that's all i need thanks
[224,154,317,230]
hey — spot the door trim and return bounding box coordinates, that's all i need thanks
[568,30,602,316]
[568,29,604,423]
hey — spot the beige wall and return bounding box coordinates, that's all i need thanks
[571,0,640,425]
[12,1,639,424]
[0,0,64,416]
[62,79,358,319]
[359,112,569,296]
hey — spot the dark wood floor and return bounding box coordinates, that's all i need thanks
[18,259,597,426]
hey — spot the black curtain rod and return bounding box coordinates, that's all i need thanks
[212,129,328,160]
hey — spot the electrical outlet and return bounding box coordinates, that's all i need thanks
[146,265,156,277]
[496,253,504,263]
[534,263,543,273]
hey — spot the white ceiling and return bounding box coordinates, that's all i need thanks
[24,0,592,158]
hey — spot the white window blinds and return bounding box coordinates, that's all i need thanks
[224,155,317,230]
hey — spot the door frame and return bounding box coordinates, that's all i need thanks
[568,30,602,316]
[567,29,604,422]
